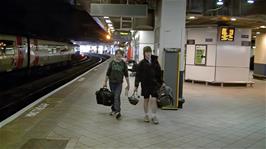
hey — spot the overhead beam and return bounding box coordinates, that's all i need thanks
[90,4,148,17]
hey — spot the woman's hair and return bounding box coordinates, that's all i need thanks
[115,49,124,55]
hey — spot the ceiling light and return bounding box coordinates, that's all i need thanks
[109,26,114,30]
[253,36,256,38]
[256,32,260,35]
[105,19,112,24]
[231,18,236,21]
[106,35,111,40]
[188,16,196,19]
[217,0,223,5]
[252,46,256,49]
[104,16,109,19]
[108,24,113,27]
[260,25,266,28]
[247,0,254,4]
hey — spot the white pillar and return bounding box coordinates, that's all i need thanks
[138,31,154,61]
[155,0,186,102]
[254,33,266,78]
[155,0,186,70]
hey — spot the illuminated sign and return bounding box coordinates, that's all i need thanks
[120,32,129,36]
[220,27,235,41]
[113,31,131,42]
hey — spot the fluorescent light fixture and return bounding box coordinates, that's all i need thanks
[231,18,237,21]
[104,16,109,19]
[109,26,114,30]
[189,16,196,19]
[107,23,113,27]
[256,32,260,35]
[247,0,254,4]
[105,19,112,24]
[253,36,256,38]
[252,46,256,49]
[260,25,266,28]
[217,0,223,5]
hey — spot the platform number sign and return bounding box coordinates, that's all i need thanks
[220,27,235,41]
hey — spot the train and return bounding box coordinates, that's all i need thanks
[0,34,78,73]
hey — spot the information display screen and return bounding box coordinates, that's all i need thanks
[220,27,235,41]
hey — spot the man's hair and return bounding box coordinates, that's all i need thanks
[143,46,152,55]
[115,49,124,55]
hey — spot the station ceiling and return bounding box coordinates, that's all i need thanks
[79,0,266,37]
[0,0,265,42]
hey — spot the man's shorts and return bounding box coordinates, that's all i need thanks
[141,85,158,99]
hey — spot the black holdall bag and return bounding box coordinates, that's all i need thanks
[95,87,114,106]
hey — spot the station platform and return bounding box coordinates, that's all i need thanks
[0,59,265,149]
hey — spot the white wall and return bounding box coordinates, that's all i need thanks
[139,31,154,44]
[187,28,217,45]
[185,27,217,82]
[185,27,251,83]
[138,31,154,61]
[216,28,251,82]
[216,45,250,67]
[255,33,266,64]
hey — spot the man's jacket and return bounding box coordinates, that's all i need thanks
[135,55,163,88]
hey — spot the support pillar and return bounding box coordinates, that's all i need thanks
[254,33,266,79]
[155,0,186,107]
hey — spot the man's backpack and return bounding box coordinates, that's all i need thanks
[95,88,114,106]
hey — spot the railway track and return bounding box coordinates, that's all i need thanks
[0,54,110,122]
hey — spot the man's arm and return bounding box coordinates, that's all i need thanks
[124,61,130,90]
[103,62,112,87]
[134,62,141,91]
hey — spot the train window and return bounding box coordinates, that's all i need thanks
[5,47,15,55]
[48,49,52,54]
[0,40,14,55]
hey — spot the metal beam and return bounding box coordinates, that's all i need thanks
[90,4,148,17]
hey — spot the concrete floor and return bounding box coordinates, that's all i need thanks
[0,60,265,149]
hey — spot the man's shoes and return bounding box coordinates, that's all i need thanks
[115,112,121,120]
[151,116,159,124]
[144,115,150,123]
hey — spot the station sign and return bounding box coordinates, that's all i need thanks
[220,27,235,41]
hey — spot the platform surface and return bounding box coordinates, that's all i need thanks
[0,60,265,149]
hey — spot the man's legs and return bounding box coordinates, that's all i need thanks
[150,96,159,124]
[109,83,122,118]
[143,97,149,122]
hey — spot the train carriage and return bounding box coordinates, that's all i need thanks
[0,34,75,73]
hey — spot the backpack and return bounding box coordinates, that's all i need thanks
[95,88,114,106]
[157,85,174,107]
